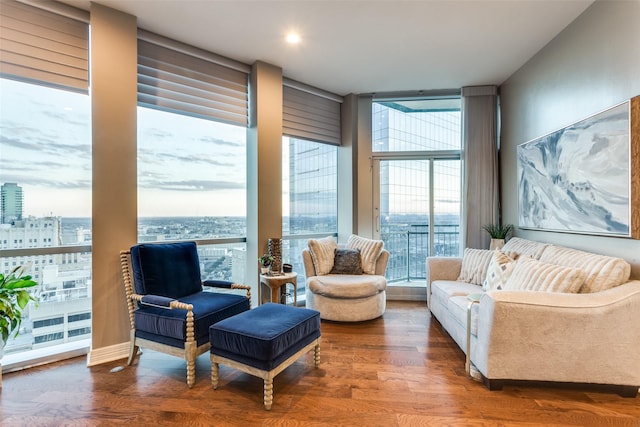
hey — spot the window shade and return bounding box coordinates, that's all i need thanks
[137,38,249,127]
[0,0,88,92]
[283,83,342,146]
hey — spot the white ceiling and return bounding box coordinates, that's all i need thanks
[61,0,595,96]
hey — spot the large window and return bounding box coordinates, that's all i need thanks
[0,78,92,354]
[372,99,461,284]
[136,35,249,285]
[137,107,247,240]
[282,136,338,293]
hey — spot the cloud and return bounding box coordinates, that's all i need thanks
[155,152,234,167]
[0,133,90,158]
[139,179,245,191]
[199,136,244,147]
[141,127,173,139]
[0,173,91,190]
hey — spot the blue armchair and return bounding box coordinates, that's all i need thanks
[120,241,251,387]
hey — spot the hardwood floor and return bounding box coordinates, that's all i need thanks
[1,301,639,426]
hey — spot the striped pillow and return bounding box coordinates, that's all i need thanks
[458,248,493,286]
[308,236,338,276]
[347,234,384,275]
[503,257,586,293]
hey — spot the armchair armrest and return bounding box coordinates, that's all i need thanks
[474,280,640,386]
[203,279,252,302]
[141,294,175,308]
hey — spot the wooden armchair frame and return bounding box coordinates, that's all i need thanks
[120,249,251,388]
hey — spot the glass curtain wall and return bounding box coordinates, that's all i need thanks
[282,137,338,295]
[372,99,461,284]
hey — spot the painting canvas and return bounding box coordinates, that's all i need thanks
[517,101,631,236]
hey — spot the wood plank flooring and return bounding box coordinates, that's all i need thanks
[1,301,639,426]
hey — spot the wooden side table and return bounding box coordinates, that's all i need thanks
[260,272,297,306]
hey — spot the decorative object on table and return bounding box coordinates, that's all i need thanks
[482,223,513,250]
[267,238,282,274]
[517,96,639,238]
[1,264,39,389]
[258,254,274,275]
[282,263,293,273]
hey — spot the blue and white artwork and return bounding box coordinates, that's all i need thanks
[518,102,630,236]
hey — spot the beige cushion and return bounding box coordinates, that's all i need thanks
[347,234,384,275]
[501,237,548,260]
[538,245,631,293]
[308,236,337,276]
[457,248,493,286]
[306,274,387,298]
[482,250,518,292]
[503,257,586,293]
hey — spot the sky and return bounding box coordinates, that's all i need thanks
[0,78,247,218]
[1,77,461,220]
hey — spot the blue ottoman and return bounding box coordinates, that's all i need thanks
[209,303,321,410]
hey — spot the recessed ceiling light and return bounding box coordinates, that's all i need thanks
[285,32,301,44]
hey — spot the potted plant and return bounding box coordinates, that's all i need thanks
[482,223,514,250]
[258,254,274,275]
[1,265,38,387]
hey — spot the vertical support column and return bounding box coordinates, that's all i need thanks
[88,4,137,363]
[338,94,357,243]
[247,61,283,306]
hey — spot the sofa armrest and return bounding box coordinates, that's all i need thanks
[474,280,640,387]
[425,257,462,307]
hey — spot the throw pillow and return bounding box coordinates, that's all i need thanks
[503,257,587,293]
[458,248,493,286]
[346,234,384,275]
[330,249,363,275]
[308,236,338,276]
[482,250,518,292]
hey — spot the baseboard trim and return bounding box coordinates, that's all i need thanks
[87,342,129,367]
[386,285,427,301]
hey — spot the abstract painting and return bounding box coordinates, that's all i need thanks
[517,101,631,237]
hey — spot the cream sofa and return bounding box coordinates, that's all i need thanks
[426,237,640,397]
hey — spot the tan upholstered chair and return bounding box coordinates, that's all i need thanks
[302,248,389,321]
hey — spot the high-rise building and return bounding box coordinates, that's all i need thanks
[1,182,24,224]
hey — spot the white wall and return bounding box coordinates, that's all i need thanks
[500,0,640,278]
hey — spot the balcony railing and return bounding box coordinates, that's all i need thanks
[381,223,459,283]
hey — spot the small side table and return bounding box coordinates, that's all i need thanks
[260,272,297,306]
[466,293,482,380]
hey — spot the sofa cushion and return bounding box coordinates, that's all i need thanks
[347,234,384,275]
[538,245,631,293]
[482,250,518,292]
[307,274,386,298]
[330,248,363,275]
[308,236,338,276]
[503,257,586,293]
[501,237,548,260]
[457,248,493,286]
[134,291,250,347]
[431,280,482,303]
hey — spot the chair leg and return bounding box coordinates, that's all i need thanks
[127,330,139,365]
[185,341,196,388]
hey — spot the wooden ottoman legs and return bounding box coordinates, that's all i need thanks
[211,338,321,410]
